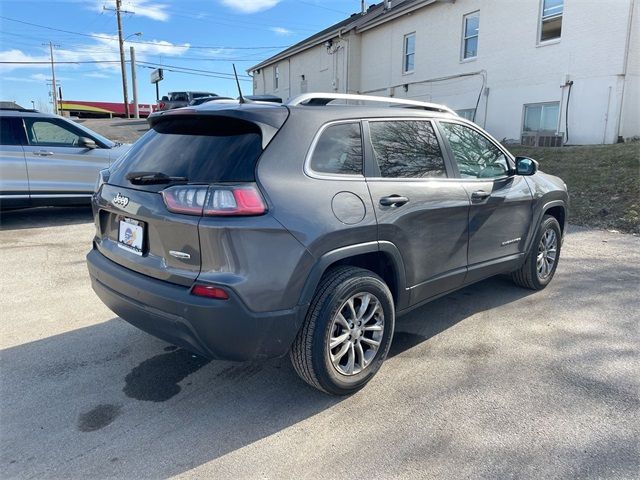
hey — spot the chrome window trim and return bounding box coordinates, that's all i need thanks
[304,119,366,181]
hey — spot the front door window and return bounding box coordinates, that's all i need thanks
[24,118,81,147]
[439,122,509,179]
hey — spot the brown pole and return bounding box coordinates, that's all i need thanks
[116,0,130,118]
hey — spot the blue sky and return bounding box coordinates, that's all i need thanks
[0,0,361,109]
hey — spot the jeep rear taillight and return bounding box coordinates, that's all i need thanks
[161,184,266,217]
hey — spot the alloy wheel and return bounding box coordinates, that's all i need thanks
[328,292,384,376]
[537,228,558,279]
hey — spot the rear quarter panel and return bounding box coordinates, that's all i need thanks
[256,109,378,260]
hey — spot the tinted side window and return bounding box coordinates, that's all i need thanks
[24,118,80,147]
[0,117,24,146]
[440,122,509,179]
[369,120,447,178]
[310,122,363,175]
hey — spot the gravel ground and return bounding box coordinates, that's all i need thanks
[74,118,149,144]
[0,207,638,479]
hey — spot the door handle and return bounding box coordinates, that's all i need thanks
[34,150,54,156]
[380,195,409,207]
[471,190,491,201]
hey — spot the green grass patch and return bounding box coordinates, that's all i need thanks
[509,143,640,234]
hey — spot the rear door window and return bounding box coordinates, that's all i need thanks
[108,116,263,189]
[0,117,25,145]
[368,120,447,178]
[309,122,363,176]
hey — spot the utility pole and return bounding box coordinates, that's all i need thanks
[43,42,59,115]
[105,0,133,118]
[130,45,139,118]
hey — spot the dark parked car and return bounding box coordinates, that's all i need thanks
[87,93,568,395]
[188,96,233,106]
[157,91,218,111]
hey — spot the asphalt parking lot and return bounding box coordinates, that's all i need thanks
[0,207,638,479]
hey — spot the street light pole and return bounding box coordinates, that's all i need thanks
[130,46,139,119]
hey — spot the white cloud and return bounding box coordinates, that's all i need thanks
[124,0,170,21]
[0,49,49,68]
[0,35,190,76]
[1,72,69,83]
[30,73,49,82]
[94,0,170,21]
[220,0,280,14]
[84,72,110,78]
[270,26,292,36]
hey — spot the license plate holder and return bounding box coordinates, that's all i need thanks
[117,217,144,255]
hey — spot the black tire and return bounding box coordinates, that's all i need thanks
[290,266,395,395]
[512,214,562,290]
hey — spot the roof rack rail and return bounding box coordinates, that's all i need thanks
[287,93,457,115]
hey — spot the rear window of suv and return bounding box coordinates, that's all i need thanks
[109,116,263,188]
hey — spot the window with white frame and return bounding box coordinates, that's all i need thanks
[403,33,415,73]
[274,65,280,90]
[462,12,479,60]
[456,108,477,122]
[539,0,563,42]
[523,102,560,132]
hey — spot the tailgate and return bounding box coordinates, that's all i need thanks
[94,184,201,287]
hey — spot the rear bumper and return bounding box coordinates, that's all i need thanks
[87,249,303,361]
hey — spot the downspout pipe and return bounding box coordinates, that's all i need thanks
[616,0,635,142]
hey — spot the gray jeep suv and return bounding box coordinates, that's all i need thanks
[87,93,568,395]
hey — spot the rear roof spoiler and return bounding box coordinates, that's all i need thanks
[147,105,290,149]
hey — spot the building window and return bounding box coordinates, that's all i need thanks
[403,33,415,73]
[523,102,560,132]
[274,65,280,90]
[456,108,476,122]
[540,0,563,42]
[462,12,479,59]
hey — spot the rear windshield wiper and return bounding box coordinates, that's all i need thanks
[126,171,189,185]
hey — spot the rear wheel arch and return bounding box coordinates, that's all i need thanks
[298,242,408,311]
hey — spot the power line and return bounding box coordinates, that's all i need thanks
[296,1,352,14]
[137,61,251,78]
[0,60,122,64]
[0,59,251,79]
[136,64,251,82]
[0,15,292,50]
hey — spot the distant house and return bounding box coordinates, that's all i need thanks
[249,0,639,145]
[0,101,24,109]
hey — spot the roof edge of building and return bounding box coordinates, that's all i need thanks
[248,0,436,74]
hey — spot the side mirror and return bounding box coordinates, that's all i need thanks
[78,137,97,149]
[515,156,538,176]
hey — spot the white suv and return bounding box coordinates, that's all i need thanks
[0,108,130,209]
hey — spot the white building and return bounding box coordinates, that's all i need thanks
[249,0,639,145]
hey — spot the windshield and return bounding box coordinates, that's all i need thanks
[169,92,188,102]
